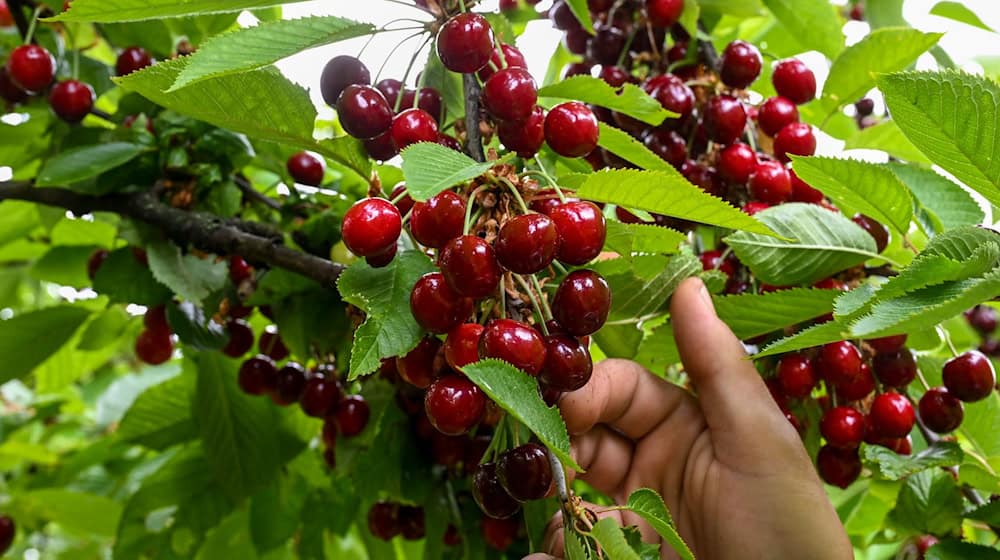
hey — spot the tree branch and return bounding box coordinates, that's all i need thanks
[234,174,282,212]
[0,181,345,287]
[695,21,719,70]
[463,73,485,163]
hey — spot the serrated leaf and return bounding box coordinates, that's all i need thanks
[965,500,1000,525]
[625,489,694,560]
[756,319,850,358]
[93,248,173,305]
[604,221,685,256]
[888,163,984,233]
[50,0,286,22]
[146,240,229,304]
[844,120,931,164]
[714,288,840,339]
[877,71,1000,207]
[822,28,942,112]
[462,359,580,471]
[538,76,673,126]
[565,529,591,560]
[577,169,779,237]
[790,156,913,236]
[36,142,148,190]
[725,203,881,286]
[927,540,1000,560]
[597,123,673,171]
[888,469,964,535]
[118,369,197,449]
[590,518,640,560]
[603,254,699,322]
[400,143,506,201]
[929,1,996,32]
[863,442,964,480]
[872,229,999,300]
[421,48,464,124]
[762,0,845,58]
[171,16,375,90]
[166,301,228,351]
[0,306,91,384]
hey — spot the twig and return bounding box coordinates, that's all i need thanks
[234,174,282,212]
[463,73,485,162]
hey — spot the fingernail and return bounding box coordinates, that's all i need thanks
[696,278,715,311]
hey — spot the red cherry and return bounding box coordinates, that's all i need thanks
[116,46,153,76]
[748,160,792,204]
[223,319,255,358]
[364,130,398,161]
[300,375,342,417]
[390,108,440,150]
[410,272,474,334]
[772,59,817,105]
[699,250,736,277]
[498,105,546,157]
[390,183,415,216]
[717,143,758,184]
[238,355,277,395]
[439,235,502,299]
[757,96,799,137]
[397,337,442,388]
[334,395,370,437]
[719,40,762,89]
[336,84,393,139]
[6,45,55,93]
[966,305,998,334]
[321,55,370,106]
[416,87,443,121]
[789,169,824,203]
[495,214,560,274]
[480,319,547,376]
[478,43,528,81]
[0,67,28,104]
[587,26,627,66]
[919,387,964,434]
[820,406,866,448]
[473,463,521,519]
[482,67,538,123]
[548,201,606,265]
[481,516,519,551]
[646,0,684,28]
[0,1,12,26]
[644,128,687,167]
[410,191,467,248]
[443,524,462,547]
[544,102,600,158]
[816,445,861,488]
[776,353,817,398]
[743,201,770,215]
[869,392,915,438]
[437,13,494,73]
[135,329,172,365]
[286,151,325,186]
[272,362,307,405]
[598,65,631,87]
[144,304,170,336]
[498,442,553,501]
[445,323,485,370]
[366,244,398,269]
[368,502,401,541]
[552,270,612,337]
[836,362,876,401]
[852,213,890,253]
[375,78,404,109]
[258,326,289,361]
[943,350,996,402]
[341,197,402,258]
[540,335,592,392]
[529,189,576,216]
[915,535,939,558]
[425,374,486,435]
[703,95,747,145]
[773,122,816,163]
[816,341,863,387]
[645,74,694,119]
[867,334,907,354]
[398,506,426,540]
[872,349,917,388]
[49,80,95,123]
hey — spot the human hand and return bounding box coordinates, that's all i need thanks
[526,277,852,559]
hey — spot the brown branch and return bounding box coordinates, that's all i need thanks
[0,181,345,287]
[234,174,282,212]
[463,73,485,163]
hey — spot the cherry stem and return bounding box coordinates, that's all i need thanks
[463,186,487,234]
[23,5,42,45]
[499,273,508,318]
[936,325,960,357]
[498,177,529,214]
[514,274,548,334]
[532,156,567,202]
[395,35,434,113]
[374,30,425,86]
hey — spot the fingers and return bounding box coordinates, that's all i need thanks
[539,503,636,557]
[569,425,635,497]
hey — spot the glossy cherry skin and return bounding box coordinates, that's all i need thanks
[135,329,173,365]
[867,334,907,354]
[773,122,816,163]
[334,395,370,437]
[552,270,611,337]
[588,26,627,66]
[445,323,485,370]
[478,43,528,81]
[473,462,521,519]
[837,362,876,401]
[273,362,307,405]
[116,46,153,76]
[498,105,546,157]
[495,213,560,274]
[544,102,599,158]
[717,143,758,184]
[699,250,736,277]
[719,40,762,89]
[703,95,747,145]
[776,353,817,398]
[869,392,915,438]
[743,201,770,215]
[645,74,694,119]
[410,191,467,248]
[872,349,917,388]
[852,213,890,253]
[789,169,824,203]
[287,151,325,186]
[772,59,817,105]
[364,130,398,161]
[497,442,553,502]
[816,341,863,387]
[919,387,964,434]
[549,201,606,265]
[396,337,443,388]
[410,272,474,334]
[437,13,494,73]
[540,335,592,392]
[816,445,861,488]
[425,374,486,435]
[482,67,538,123]
[416,88,443,121]
[390,108,439,150]
[644,128,687,167]
[223,319,254,357]
[748,160,792,204]
[368,502,400,541]
[49,80,95,123]
[480,319,547,376]
[439,235,502,299]
[757,96,799,137]
[646,0,684,28]
[390,183,414,216]
[321,55,370,106]
[943,350,996,402]
[299,375,342,417]
[238,355,278,395]
[366,245,397,267]
[820,406,866,448]
[967,305,998,334]
[375,78,404,109]
[6,45,55,93]
[258,326,290,361]
[336,84,393,139]
[341,197,402,258]
[144,304,170,336]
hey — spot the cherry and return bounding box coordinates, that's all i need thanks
[703,95,747,145]
[116,46,153,76]
[544,102,599,158]
[869,392,915,438]
[549,201,606,265]
[552,270,611,337]
[6,45,55,93]
[390,108,439,150]
[495,214,559,274]
[867,334,907,354]
[375,78,403,108]
[772,59,817,105]
[530,189,575,216]
[943,350,996,402]
[443,524,462,547]
[397,337,442,388]
[588,26,627,66]
[341,197,402,258]
[409,191,467,248]
[480,319,547,376]
[967,305,998,334]
[482,67,538,124]
[398,506,425,540]
[390,183,415,217]
[410,272,474,334]
[143,304,170,336]
[699,250,736,277]
[646,0,684,28]
[496,442,553,502]
[228,256,252,284]
[415,87,443,121]
[816,445,862,488]
[773,122,816,162]
[320,55,370,106]
[776,353,817,398]
[918,387,964,434]
[599,65,631,88]
[425,374,486,435]
[238,355,278,395]
[0,68,27,104]
[272,362,307,405]
[498,104,546,157]
[855,98,875,117]
[0,0,11,26]
[445,323,485,370]
[549,0,581,30]
[820,406,866,448]
[287,151,325,186]
[562,27,589,55]
[789,169,824,203]
[259,326,290,361]
[336,84,393,139]
[643,128,687,167]
[478,43,528,81]
[368,502,400,541]
[540,335,592,392]
[473,462,521,519]
[223,319,254,357]
[872,349,916,388]
[757,97,799,137]
[748,160,792,204]
[430,432,466,466]
[717,143,758,184]
[440,235,502,299]
[135,328,173,365]
[49,80,95,123]
[364,130,398,161]
[334,395,370,437]
[437,13,494,73]
[481,516,520,551]
[645,74,694,119]
[816,341,863,387]
[300,375,342,417]
[743,201,770,215]
[852,213,890,253]
[719,40,762,89]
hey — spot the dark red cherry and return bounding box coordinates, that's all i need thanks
[699,250,736,277]
[342,197,402,257]
[445,323,485,370]
[748,160,792,204]
[259,326,290,361]
[287,151,325,186]
[437,13,494,73]
[852,213,890,253]
[817,445,861,488]
[390,108,439,150]
[497,442,552,501]
[368,502,400,541]
[872,349,917,388]
[943,350,996,402]
[425,374,486,435]
[238,355,278,396]
[645,74,694,119]
[837,362,876,402]
[374,78,403,109]
[480,319,547,376]
[540,335,592,392]
[598,65,631,87]
[588,26,627,66]
[703,95,747,145]
[364,130,398,161]
[410,191,467,248]
[719,40,762,89]
[416,87,443,122]
[0,67,28,104]
[552,270,611,337]
[478,43,528,81]
[772,59,817,105]
[397,337,443,389]
[562,26,589,56]
[144,304,170,336]
[646,0,683,28]
[776,353,817,398]
[439,235,502,299]
[498,105,546,157]
[336,84,393,139]
[495,214,560,274]
[116,46,153,76]
[223,319,254,357]
[966,305,998,334]
[443,524,462,547]
[717,143,758,184]
[820,406,866,448]
[473,462,521,519]
[6,45,56,93]
[410,272,474,334]
[321,55,371,106]
[919,387,964,434]
[549,201,606,265]
[789,169,824,203]
[544,102,599,158]
[757,96,799,137]
[773,122,816,162]
[49,80,95,123]
[334,395,370,437]
[869,392,915,438]
[229,256,252,284]
[482,516,519,551]
[644,128,687,167]
[867,334,907,354]
[390,183,415,216]
[135,328,173,365]
[398,506,425,540]
[816,341,863,387]
[300,375,342,417]
[273,362,307,405]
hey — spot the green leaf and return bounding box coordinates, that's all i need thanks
[590,518,640,560]
[166,301,228,351]
[171,16,375,90]
[538,76,673,126]
[965,499,1000,525]
[15,490,122,536]
[337,251,435,379]
[0,306,91,384]
[863,442,964,480]
[837,479,901,537]
[146,240,229,304]
[93,248,173,305]
[888,163,984,233]
[249,472,308,553]
[725,203,881,286]
[927,540,1000,560]
[565,529,591,560]
[756,317,851,358]
[421,48,464,125]
[36,143,148,190]
[790,156,913,235]
[929,1,996,32]
[50,0,288,22]
[714,288,839,339]
[29,246,94,288]
[564,0,595,34]
[698,0,764,16]
[634,323,680,373]
[597,122,673,171]
[462,359,580,471]
[604,254,700,322]
[593,323,644,359]
[762,0,845,58]
[577,169,779,237]
[604,221,685,256]
[844,120,932,164]
[888,469,964,535]
[118,369,198,450]
[272,288,350,359]
[400,143,505,202]
[877,71,1000,208]
[78,307,131,350]
[822,28,942,112]
[625,489,694,560]
[50,217,117,247]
